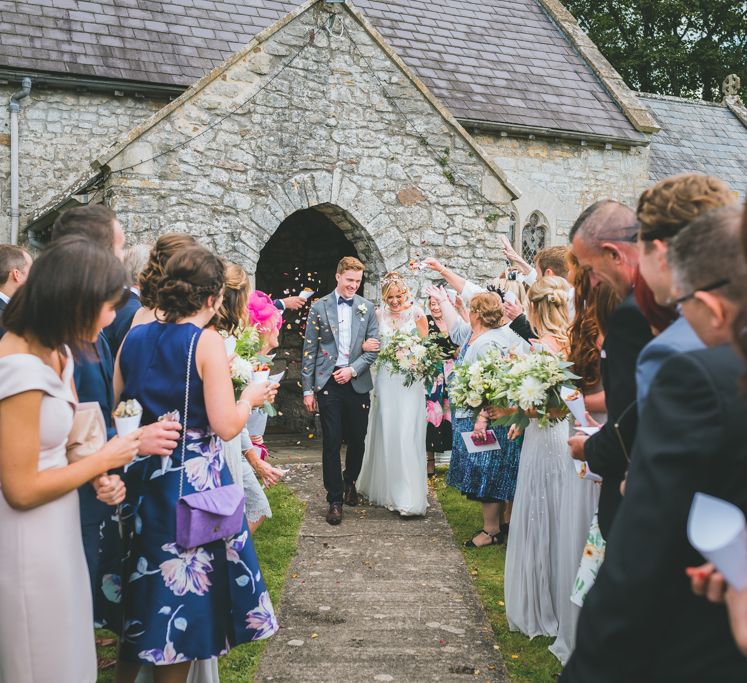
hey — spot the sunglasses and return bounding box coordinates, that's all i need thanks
[604,223,641,243]
[668,277,730,306]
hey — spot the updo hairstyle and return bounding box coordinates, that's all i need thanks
[139,233,198,309]
[469,292,504,329]
[381,272,408,301]
[527,276,570,349]
[156,245,225,323]
[214,262,250,335]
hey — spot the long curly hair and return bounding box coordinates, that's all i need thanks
[213,262,250,335]
[567,251,620,389]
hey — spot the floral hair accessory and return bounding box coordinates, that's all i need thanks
[247,290,282,333]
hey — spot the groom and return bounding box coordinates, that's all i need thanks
[302,256,379,525]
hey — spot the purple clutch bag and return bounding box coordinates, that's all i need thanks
[176,483,245,550]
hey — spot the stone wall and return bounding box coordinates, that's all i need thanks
[477,133,651,245]
[96,2,514,299]
[0,85,165,242]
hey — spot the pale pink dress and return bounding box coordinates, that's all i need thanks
[0,351,97,683]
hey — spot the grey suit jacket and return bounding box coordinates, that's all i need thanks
[301,292,379,395]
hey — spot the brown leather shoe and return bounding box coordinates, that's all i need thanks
[344,482,359,506]
[326,502,343,525]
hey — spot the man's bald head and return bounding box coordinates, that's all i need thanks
[569,200,638,247]
[570,200,640,297]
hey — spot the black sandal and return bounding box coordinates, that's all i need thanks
[464,529,503,548]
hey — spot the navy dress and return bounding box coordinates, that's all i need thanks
[118,321,277,664]
[446,342,522,502]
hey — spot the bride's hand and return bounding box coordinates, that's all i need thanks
[362,338,380,352]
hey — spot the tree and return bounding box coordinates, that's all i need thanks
[563,0,747,103]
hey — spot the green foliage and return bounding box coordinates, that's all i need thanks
[96,483,304,682]
[435,473,560,681]
[564,0,747,103]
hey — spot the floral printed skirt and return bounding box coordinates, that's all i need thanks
[116,430,278,664]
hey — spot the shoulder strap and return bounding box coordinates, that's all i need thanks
[178,332,198,499]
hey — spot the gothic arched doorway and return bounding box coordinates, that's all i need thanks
[256,206,380,433]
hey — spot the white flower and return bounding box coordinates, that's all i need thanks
[231,357,254,385]
[516,376,545,409]
[357,304,368,317]
[410,344,427,360]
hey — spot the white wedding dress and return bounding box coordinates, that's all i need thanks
[357,306,428,516]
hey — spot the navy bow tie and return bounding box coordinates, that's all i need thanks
[338,296,354,306]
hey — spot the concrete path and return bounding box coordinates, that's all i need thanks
[255,460,508,683]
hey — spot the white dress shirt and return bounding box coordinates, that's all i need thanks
[0,292,9,304]
[335,291,353,367]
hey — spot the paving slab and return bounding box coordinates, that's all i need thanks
[255,463,508,683]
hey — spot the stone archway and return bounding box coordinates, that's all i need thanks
[256,203,385,433]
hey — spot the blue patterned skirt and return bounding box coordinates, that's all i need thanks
[446,416,522,501]
[113,429,277,663]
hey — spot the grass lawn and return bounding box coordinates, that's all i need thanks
[96,482,305,682]
[434,471,562,682]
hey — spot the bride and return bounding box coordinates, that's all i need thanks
[357,272,430,517]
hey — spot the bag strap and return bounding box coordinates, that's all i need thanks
[178,332,198,500]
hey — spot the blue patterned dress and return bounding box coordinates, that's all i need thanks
[446,341,523,502]
[117,321,277,664]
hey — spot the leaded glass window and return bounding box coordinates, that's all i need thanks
[522,211,547,263]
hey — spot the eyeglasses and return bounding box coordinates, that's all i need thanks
[668,277,730,306]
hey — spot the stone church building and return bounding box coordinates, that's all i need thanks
[1,0,746,425]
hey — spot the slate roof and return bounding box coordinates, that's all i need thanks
[640,94,747,196]
[0,0,645,142]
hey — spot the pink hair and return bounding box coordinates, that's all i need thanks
[247,290,282,333]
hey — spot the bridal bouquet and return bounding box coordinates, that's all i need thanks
[449,347,513,412]
[376,331,445,387]
[499,349,579,429]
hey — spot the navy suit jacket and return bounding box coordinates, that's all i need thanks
[73,333,116,439]
[103,289,141,357]
[562,345,747,682]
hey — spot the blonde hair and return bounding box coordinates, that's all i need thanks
[381,272,408,301]
[214,262,251,335]
[469,292,504,329]
[527,276,570,351]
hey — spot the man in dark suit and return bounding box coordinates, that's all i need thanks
[103,243,149,355]
[568,200,653,538]
[0,244,32,338]
[51,205,181,625]
[562,204,747,681]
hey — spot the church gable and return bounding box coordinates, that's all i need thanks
[79,0,516,289]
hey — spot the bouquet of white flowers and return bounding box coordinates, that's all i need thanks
[499,349,579,429]
[376,330,446,387]
[449,347,513,412]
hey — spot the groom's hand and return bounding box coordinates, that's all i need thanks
[333,367,353,384]
[303,394,317,413]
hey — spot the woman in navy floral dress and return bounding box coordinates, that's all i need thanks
[113,246,279,680]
